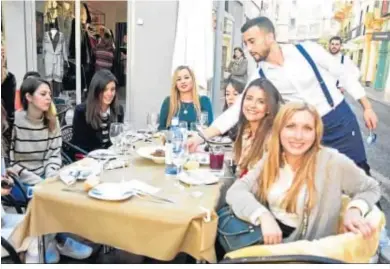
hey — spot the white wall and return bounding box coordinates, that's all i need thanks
[128,1,178,129]
[3,1,30,87]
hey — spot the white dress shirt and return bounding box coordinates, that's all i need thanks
[334,52,361,88]
[212,41,366,134]
[248,164,370,228]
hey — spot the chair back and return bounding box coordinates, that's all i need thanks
[55,104,71,126]
[61,125,73,143]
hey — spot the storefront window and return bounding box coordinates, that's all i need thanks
[80,1,127,105]
[35,0,75,99]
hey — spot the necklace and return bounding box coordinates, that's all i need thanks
[181,102,192,115]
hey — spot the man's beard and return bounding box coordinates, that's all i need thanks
[329,48,340,55]
[253,48,271,63]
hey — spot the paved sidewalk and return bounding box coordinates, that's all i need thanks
[365,87,390,106]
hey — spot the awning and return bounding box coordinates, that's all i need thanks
[171,0,214,93]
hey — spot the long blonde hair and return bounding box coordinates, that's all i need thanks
[258,102,324,213]
[166,66,201,127]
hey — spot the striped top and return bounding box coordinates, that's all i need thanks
[9,111,62,185]
[95,48,114,71]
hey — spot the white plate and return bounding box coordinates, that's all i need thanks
[88,183,136,201]
[179,170,219,185]
[209,136,233,145]
[88,149,117,160]
[137,145,165,164]
[60,162,101,185]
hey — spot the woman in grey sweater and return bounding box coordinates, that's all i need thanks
[227,47,248,84]
[226,102,380,245]
[10,78,62,185]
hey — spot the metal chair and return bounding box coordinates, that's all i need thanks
[61,125,88,162]
[1,236,23,263]
[219,254,345,264]
[54,103,72,127]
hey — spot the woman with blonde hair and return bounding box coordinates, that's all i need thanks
[225,102,380,247]
[158,65,213,130]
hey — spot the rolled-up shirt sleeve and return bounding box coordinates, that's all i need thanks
[303,41,366,101]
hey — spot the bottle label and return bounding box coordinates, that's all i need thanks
[165,143,173,165]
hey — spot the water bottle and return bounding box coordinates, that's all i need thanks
[165,117,181,175]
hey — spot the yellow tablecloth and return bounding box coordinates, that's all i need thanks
[10,152,221,262]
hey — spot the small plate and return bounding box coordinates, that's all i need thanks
[88,183,136,201]
[179,170,219,185]
[88,149,117,160]
[208,136,233,145]
[137,145,165,164]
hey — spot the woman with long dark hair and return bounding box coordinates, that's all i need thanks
[233,78,283,178]
[10,78,61,185]
[71,69,124,153]
[226,47,248,84]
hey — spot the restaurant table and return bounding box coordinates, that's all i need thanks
[9,142,223,263]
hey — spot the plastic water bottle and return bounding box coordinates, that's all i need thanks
[165,117,181,175]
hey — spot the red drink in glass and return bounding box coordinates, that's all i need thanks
[209,153,224,170]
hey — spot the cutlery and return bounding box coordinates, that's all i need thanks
[135,190,175,204]
[62,188,85,194]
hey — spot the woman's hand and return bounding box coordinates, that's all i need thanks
[1,176,14,196]
[187,134,204,153]
[259,212,283,245]
[343,208,375,239]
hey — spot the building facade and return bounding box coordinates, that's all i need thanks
[334,0,390,95]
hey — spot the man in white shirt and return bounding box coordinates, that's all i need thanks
[328,36,361,94]
[188,16,378,175]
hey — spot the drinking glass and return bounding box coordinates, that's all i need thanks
[209,145,225,170]
[179,121,188,141]
[147,112,160,133]
[122,122,136,157]
[199,112,208,128]
[110,122,124,152]
[189,122,197,132]
[172,141,188,176]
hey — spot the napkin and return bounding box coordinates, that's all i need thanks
[120,180,160,194]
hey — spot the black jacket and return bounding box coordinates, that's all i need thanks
[70,103,124,153]
[1,72,16,122]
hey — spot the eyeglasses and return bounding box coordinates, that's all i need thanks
[366,130,377,145]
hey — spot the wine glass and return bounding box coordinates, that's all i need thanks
[172,140,188,176]
[147,112,160,134]
[110,122,124,152]
[200,112,208,128]
[122,122,136,157]
[179,121,188,142]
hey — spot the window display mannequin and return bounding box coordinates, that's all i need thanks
[43,23,69,97]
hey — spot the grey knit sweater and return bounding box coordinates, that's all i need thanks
[226,147,381,242]
[9,111,62,185]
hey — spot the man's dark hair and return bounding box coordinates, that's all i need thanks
[23,71,41,81]
[240,16,275,35]
[329,36,342,44]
